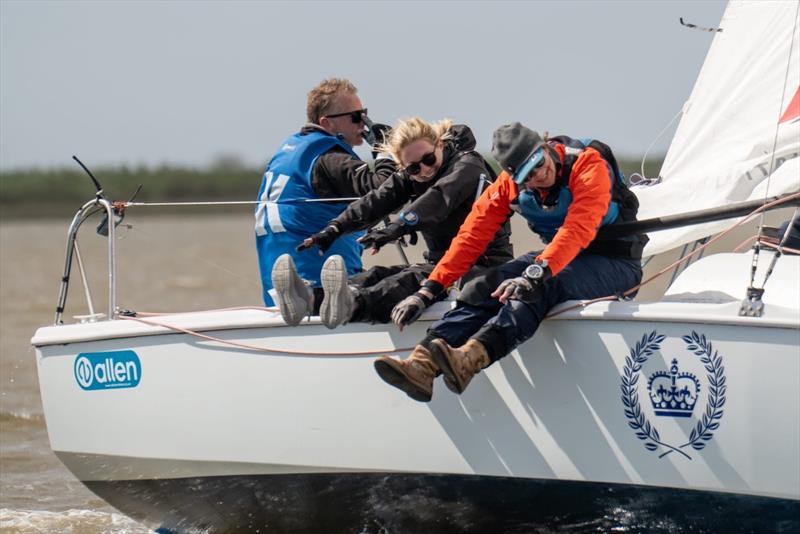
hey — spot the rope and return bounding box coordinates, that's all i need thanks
[116,189,798,350]
[119,308,413,356]
[547,191,800,317]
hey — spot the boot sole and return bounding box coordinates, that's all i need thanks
[271,255,310,327]
[320,256,353,329]
[373,359,432,403]
[429,340,465,394]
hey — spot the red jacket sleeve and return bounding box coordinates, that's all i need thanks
[538,147,612,275]
[428,172,517,288]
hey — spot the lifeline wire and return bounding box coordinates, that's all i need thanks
[121,193,800,353]
[124,197,360,207]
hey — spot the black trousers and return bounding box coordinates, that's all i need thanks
[349,264,436,323]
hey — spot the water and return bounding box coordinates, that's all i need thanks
[0,211,434,533]
[1,209,784,532]
[0,213,269,533]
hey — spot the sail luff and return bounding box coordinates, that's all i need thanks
[635,0,800,256]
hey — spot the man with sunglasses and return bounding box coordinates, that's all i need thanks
[255,78,395,314]
[375,122,648,402]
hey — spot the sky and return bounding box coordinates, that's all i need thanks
[0,0,728,171]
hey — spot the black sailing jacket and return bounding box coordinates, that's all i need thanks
[331,124,513,266]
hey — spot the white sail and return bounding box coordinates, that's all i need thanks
[636,0,800,255]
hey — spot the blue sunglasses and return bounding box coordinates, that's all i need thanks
[513,148,546,184]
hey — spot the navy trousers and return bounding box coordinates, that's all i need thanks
[428,252,642,363]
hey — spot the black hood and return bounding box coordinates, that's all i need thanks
[449,124,477,152]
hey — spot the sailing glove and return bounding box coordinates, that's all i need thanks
[391,280,444,330]
[297,223,341,253]
[358,221,407,252]
[367,123,392,158]
[493,260,552,303]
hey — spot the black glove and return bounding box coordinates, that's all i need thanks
[297,223,341,253]
[358,221,405,252]
[367,123,392,158]
[493,260,552,303]
[391,280,444,329]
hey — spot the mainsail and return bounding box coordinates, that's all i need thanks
[636,0,800,255]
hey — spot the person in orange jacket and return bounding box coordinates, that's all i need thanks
[374,122,648,402]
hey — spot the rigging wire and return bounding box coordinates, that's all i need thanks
[117,192,800,355]
[750,1,800,290]
[548,191,800,318]
[123,197,360,207]
[629,104,685,186]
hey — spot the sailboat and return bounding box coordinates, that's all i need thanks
[31,1,799,532]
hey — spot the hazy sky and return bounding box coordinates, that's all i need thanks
[0,0,727,171]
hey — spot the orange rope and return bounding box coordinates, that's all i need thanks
[131,305,279,316]
[547,192,800,318]
[118,193,800,344]
[119,313,413,356]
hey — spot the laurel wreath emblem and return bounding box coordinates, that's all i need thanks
[620,330,726,460]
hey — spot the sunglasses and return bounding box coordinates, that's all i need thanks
[529,150,546,174]
[404,148,438,176]
[325,108,367,124]
[514,148,547,184]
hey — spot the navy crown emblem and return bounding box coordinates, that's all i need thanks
[647,359,700,417]
[620,331,726,460]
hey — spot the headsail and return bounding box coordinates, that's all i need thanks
[635,0,800,255]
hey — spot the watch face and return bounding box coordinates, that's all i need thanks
[524,264,544,280]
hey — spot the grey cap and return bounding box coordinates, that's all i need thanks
[491,122,545,177]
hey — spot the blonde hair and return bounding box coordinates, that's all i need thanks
[306,78,358,124]
[378,117,454,166]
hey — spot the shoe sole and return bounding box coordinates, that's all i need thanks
[429,340,465,394]
[271,255,309,327]
[320,256,353,329]
[373,359,432,403]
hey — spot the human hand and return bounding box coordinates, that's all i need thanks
[367,123,392,158]
[492,276,535,303]
[491,261,552,303]
[296,224,341,253]
[357,222,404,253]
[391,292,431,330]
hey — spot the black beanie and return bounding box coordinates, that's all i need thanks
[491,122,545,175]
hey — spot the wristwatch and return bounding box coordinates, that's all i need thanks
[524,259,549,281]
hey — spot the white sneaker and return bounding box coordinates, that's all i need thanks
[320,255,355,329]
[271,254,313,326]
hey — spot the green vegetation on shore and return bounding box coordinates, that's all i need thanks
[0,156,663,219]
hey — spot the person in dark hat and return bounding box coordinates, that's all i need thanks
[374,122,648,402]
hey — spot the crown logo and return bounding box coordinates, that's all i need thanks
[647,359,701,417]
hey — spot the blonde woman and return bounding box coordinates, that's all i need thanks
[273,117,513,332]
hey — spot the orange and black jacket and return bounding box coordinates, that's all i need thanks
[427,139,644,289]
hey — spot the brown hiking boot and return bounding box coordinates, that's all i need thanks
[429,338,490,394]
[374,345,441,402]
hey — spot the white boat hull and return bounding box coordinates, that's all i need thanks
[33,295,800,532]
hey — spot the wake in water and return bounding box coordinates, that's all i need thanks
[0,508,152,534]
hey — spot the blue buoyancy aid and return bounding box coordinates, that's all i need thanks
[255,130,364,306]
[512,136,623,243]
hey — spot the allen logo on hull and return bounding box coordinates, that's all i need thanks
[620,331,726,460]
[74,350,141,391]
